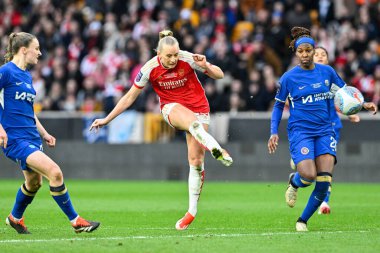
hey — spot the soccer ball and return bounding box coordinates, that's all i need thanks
[334,86,364,115]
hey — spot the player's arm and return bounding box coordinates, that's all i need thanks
[0,123,7,148]
[192,54,224,79]
[35,114,56,147]
[90,86,143,131]
[0,68,10,148]
[268,100,285,154]
[268,77,288,154]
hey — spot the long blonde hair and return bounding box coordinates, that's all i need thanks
[156,30,179,51]
[4,32,36,63]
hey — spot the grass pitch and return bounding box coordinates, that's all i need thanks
[0,180,379,253]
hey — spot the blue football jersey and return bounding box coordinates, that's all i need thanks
[0,62,40,144]
[276,63,345,137]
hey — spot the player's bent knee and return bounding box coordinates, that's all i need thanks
[48,166,64,183]
[299,171,316,181]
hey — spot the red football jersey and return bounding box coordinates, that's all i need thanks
[133,50,210,113]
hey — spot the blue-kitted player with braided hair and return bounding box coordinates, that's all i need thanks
[292,46,362,215]
[0,32,100,234]
[267,27,377,231]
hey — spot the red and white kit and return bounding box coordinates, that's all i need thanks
[133,50,210,113]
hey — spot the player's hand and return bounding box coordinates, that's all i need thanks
[89,118,108,132]
[43,133,56,147]
[192,54,207,68]
[0,127,8,148]
[363,102,377,114]
[348,114,360,123]
[268,134,279,154]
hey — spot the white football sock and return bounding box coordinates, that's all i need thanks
[188,121,222,151]
[13,216,21,222]
[70,215,79,224]
[187,164,205,216]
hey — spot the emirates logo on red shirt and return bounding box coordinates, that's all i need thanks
[158,78,188,89]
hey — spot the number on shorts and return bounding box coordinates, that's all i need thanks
[330,136,337,152]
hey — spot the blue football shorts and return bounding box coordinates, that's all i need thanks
[334,126,341,144]
[289,133,337,166]
[3,138,43,171]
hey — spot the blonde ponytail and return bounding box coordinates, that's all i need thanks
[159,30,173,40]
[156,30,178,51]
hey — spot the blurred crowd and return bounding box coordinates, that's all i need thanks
[1,0,380,114]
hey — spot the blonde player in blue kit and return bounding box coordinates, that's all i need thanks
[0,32,100,234]
[267,27,377,231]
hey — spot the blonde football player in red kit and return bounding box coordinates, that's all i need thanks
[90,30,233,230]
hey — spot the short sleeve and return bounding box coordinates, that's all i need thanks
[0,66,10,90]
[274,75,288,103]
[180,50,206,72]
[133,64,151,89]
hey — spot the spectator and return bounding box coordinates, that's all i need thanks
[0,0,378,113]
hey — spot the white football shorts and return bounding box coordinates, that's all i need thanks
[161,103,210,128]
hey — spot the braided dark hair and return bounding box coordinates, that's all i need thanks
[289,27,313,51]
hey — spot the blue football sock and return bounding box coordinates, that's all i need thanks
[323,184,332,203]
[50,183,78,221]
[291,172,314,188]
[300,172,332,222]
[11,184,37,219]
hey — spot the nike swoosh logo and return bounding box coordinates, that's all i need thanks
[63,199,70,204]
[299,86,306,89]
[16,82,23,85]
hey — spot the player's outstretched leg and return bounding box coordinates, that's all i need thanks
[189,121,233,166]
[297,172,332,231]
[50,183,100,233]
[176,165,205,230]
[5,214,30,234]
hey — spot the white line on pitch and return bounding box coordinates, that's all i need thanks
[0,230,372,243]
[0,227,289,231]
